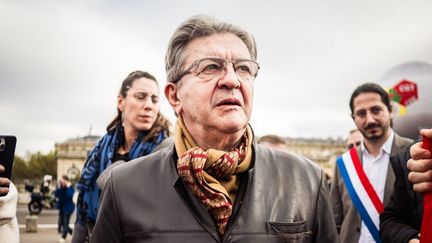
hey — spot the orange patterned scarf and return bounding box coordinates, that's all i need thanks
[175,117,253,236]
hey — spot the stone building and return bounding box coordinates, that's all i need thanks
[55,135,100,182]
[260,136,346,178]
[55,134,345,182]
[286,137,346,177]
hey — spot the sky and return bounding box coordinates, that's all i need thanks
[1,0,432,156]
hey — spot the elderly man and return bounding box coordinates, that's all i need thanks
[91,15,337,243]
[330,83,412,243]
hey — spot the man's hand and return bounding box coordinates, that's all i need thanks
[0,164,11,196]
[408,129,432,193]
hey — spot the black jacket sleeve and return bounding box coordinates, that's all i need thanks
[380,145,422,243]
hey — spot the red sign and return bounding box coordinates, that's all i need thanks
[393,79,418,106]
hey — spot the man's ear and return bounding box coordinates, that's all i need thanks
[165,83,182,115]
[117,94,124,112]
[389,103,394,119]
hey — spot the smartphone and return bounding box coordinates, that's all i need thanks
[0,135,17,180]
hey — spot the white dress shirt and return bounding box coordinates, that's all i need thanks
[358,130,394,243]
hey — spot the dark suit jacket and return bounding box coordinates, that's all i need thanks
[330,133,412,243]
[380,142,422,243]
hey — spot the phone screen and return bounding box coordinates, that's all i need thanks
[0,135,17,180]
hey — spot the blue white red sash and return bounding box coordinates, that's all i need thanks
[336,147,384,243]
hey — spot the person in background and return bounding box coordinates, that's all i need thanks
[330,82,412,243]
[346,128,363,151]
[91,14,337,243]
[40,175,55,209]
[71,71,171,243]
[55,175,75,243]
[40,175,52,195]
[0,165,19,243]
[257,134,287,151]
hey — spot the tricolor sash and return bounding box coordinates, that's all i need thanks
[336,147,384,243]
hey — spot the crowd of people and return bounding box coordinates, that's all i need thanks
[1,15,431,243]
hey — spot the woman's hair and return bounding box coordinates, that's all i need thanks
[106,70,171,141]
[165,14,257,83]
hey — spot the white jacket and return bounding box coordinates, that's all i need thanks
[0,182,19,243]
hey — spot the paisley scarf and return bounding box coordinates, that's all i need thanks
[175,117,252,236]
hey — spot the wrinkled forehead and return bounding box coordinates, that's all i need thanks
[182,33,252,67]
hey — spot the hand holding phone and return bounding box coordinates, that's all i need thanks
[0,164,11,196]
[0,135,16,196]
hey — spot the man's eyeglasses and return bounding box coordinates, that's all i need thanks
[173,57,260,83]
[130,90,159,104]
[346,141,361,150]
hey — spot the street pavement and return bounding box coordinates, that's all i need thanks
[17,204,76,243]
[20,228,71,243]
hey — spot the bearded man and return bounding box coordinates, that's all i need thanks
[331,82,412,243]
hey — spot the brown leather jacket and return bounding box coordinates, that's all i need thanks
[91,144,337,243]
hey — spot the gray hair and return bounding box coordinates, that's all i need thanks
[165,14,258,83]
